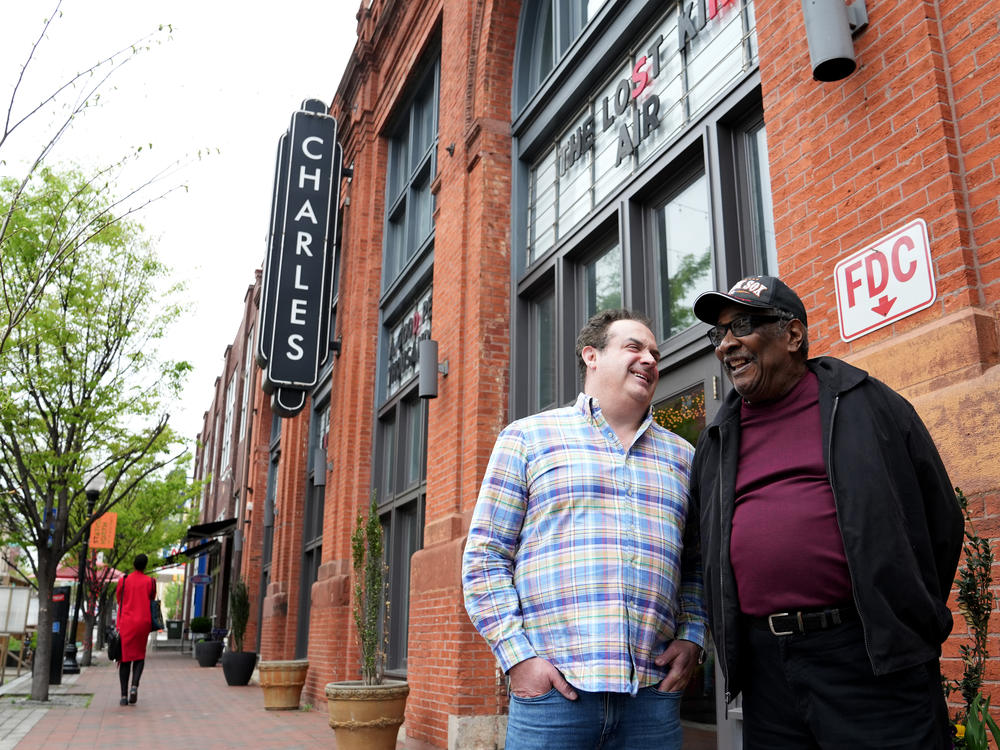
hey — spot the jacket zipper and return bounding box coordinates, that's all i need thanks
[715,431,732,708]
[827,393,877,672]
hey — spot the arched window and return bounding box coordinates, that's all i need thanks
[515,0,610,109]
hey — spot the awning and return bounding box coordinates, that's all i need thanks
[162,539,220,565]
[185,518,238,541]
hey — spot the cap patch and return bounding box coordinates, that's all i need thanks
[729,278,768,298]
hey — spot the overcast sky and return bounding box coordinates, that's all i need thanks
[1,1,359,448]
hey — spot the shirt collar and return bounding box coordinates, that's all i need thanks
[574,393,655,438]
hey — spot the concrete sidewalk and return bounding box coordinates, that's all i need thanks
[0,645,334,749]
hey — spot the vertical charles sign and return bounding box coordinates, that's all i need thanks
[258,99,342,417]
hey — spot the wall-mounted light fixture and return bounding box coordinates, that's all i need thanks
[801,0,869,82]
[418,339,448,399]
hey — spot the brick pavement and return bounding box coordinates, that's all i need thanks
[1,645,337,750]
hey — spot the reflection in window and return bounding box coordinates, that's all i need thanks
[382,498,422,672]
[380,415,396,499]
[747,124,777,274]
[654,175,712,339]
[534,291,556,410]
[403,397,426,488]
[653,383,707,447]
[584,243,622,317]
[519,0,611,107]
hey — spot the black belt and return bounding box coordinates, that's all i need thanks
[749,605,858,636]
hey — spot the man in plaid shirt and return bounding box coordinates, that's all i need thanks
[463,309,707,749]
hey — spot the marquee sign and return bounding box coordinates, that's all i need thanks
[526,0,754,262]
[257,99,343,416]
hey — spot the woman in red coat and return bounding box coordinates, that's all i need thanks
[115,553,155,705]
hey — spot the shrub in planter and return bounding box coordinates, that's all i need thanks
[221,578,257,686]
[189,616,212,636]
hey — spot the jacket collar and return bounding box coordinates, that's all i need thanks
[708,356,869,431]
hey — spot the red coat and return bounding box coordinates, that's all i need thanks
[116,571,155,662]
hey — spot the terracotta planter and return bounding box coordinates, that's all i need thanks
[325,680,409,750]
[257,659,309,710]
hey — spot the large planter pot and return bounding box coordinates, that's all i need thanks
[221,650,258,686]
[325,680,409,750]
[195,639,224,667]
[258,659,309,710]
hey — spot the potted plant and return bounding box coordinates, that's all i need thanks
[191,615,223,667]
[221,578,257,686]
[325,494,409,749]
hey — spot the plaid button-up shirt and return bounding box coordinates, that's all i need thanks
[463,393,707,695]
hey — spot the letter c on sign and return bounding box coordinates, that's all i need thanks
[302,136,324,160]
[892,236,917,282]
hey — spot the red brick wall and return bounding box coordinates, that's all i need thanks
[755,0,1000,713]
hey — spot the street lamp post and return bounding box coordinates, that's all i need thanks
[63,471,106,674]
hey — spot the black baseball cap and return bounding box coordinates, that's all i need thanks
[693,275,808,326]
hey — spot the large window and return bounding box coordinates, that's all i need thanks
[241,331,253,443]
[373,54,439,678]
[383,64,438,291]
[516,0,613,108]
[652,171,713,339]
[375,392,426,675]
[257,414,281,653]
[220,372,237,471]
[582,240,622,317]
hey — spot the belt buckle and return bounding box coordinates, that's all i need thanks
[768,612,795,636]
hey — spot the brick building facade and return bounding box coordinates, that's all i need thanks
[188,0,1000,746]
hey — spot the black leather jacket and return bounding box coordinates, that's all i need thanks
[691,357,963,703]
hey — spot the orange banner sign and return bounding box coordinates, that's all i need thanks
[89,512,118,549]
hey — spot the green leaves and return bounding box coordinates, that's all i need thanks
[351,493,386,685]
[0,165,191,583]
[228,578,250,653]
[962,694,1000,750]
[948,488,996,735]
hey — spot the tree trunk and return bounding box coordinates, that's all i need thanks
[81,611,95,666]
[30,575,53,701]
[96,589,112,650]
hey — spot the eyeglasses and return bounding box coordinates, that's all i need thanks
[706,314,782,347]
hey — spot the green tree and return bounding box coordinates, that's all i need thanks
[0,166,189,701]
[77,463,199,665]
[163,580,183,621]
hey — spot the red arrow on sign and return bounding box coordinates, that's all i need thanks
[871,295,896,316]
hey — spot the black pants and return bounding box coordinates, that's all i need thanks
[119,659,145,697]
[741,620,951,749]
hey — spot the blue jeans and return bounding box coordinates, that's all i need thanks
[506,686,684,749]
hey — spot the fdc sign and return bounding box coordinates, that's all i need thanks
[834,218,936,342]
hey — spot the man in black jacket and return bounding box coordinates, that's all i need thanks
[690,275,963,749]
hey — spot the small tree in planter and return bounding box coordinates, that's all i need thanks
[325,493,409,749]
[354,492,387,685]
[221,578,257,685]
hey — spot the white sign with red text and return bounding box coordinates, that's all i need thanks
[834,219,936,342]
